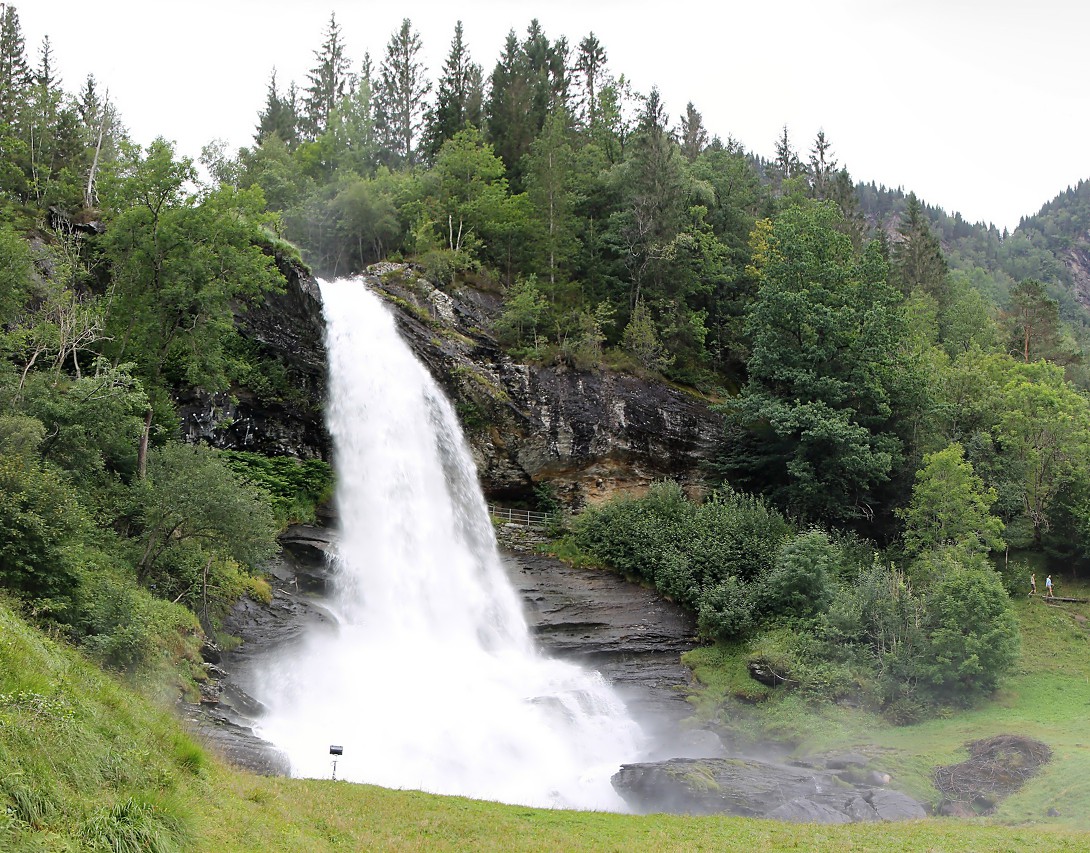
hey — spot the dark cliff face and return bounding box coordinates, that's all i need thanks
[177,254,331,460]
[367,263,724,506]
[176,258,722,497]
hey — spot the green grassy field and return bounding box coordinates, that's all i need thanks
[684,578,1090,830]
[2,584,1090,852]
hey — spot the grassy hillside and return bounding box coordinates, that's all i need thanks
[4,593,1090,852]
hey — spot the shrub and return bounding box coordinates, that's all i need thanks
[218,450,333,526]
[0,454,85,601]
[697,576,756,641]
[760,529,839,621]
[916,552,1021,704]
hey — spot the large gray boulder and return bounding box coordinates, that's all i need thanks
[611,757,927,823]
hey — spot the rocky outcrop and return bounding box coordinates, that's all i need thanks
[177,253,330,460]
[366,264,723,506]
[611,756,927,822]
[177,258,721,497]
[181,524,337,774]
[507,552,721,759]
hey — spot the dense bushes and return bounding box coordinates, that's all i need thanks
[572,482,1021,715]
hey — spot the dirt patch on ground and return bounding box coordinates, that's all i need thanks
[933,734,1052,813]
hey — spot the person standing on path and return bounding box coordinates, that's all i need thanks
[1030,573,1037,596]
[1046,574,1054,598]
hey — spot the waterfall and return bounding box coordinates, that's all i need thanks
[252,277,642,810]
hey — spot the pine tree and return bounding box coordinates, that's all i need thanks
[773,125,803,182]
[76,74,123,207]
[302,13,349,139]
[424,21,483,160]
[525,108,580,286]
[373,18,431,168]
[615,87,686,308]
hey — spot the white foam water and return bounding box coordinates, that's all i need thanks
[252,277,642,809]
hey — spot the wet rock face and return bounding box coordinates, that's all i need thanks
[368,265,723,506]
[611,757,927,823]
[176,255,331,460]
[181,524,337,775]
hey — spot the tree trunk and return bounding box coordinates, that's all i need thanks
[138,406,153,479]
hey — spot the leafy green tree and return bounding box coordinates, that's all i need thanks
[994,358,1090,546]
[0,448,85,600]
[898,442,1005,559]
[417,127,510,260]
[100,140,283,475]
[761,529,837,620]
[723,204,908,523]
[918,555,1019,703]
[621,297,672,372]
[238,132,312,213]
[0,222,32,329]
[940,271,1001,355]
[132,442,278,581]
[494,275,548,350]
[374,18,431,168]
[330,174,400,269]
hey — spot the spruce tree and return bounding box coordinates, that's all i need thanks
[808,129,837,199]
[678,102,708,162]
[485,20,569,187]
[893,192,948,304]
[373,18,431,167]
[255,69,300,148]
[574,33,607,131]
[302,13,349,140]
[0,3,29,127]
[424,21,483,161]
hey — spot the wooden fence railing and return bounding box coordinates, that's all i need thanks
[487,504,550,528]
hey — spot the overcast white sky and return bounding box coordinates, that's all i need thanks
[18,0,1090,231]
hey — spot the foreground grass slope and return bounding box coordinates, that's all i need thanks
[3,594,1090,852]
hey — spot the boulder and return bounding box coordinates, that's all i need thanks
[868,788,927,820]
[765,799,852,824]
[611,757,927,823]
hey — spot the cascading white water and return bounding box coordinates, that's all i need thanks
[252,277,642,809]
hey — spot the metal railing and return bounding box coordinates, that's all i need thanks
[487,504,550,528]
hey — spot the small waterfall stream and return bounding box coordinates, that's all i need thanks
[251,277,643,810]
